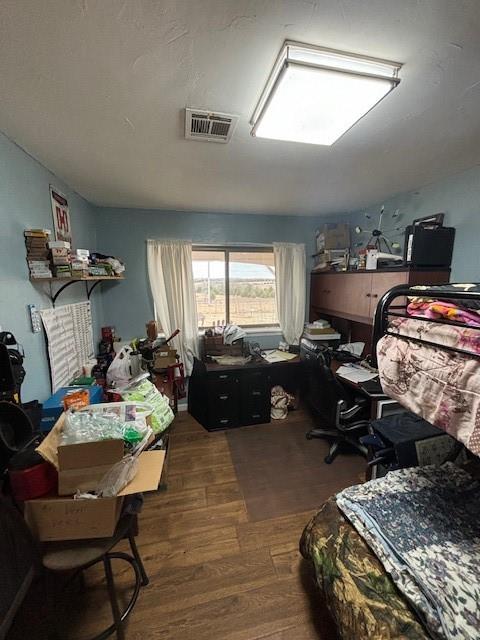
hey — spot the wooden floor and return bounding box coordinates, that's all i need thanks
[55,410,362,639]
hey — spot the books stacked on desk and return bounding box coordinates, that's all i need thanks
[304,320,341,341]
[25,228,53,278]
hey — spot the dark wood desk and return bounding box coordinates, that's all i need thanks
[188,357,303,431]
[331,359,390,419]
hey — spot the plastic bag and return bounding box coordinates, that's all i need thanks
[60,409,149,450]
[106,346,139,388]
[121,378,174,434]
[95,455,139,497]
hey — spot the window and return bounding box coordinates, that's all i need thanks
[192,247,278,328]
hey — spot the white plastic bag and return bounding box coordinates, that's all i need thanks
[107,346,139,387]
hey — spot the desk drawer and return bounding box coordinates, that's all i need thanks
[240,372,268,397]
[208,371,237,384]
[209,416,236,430]
[240,408,270,426]
[240,396,270,425]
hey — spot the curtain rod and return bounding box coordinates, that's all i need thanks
[193,242,272,248]
[147,239,273,248]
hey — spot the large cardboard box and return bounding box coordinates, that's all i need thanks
[26,413,165,540]
[25,450,165,541]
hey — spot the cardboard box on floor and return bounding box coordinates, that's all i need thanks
[25,414,165,541]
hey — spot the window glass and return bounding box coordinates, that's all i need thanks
[192,250,226,328]
[228,251,278,326]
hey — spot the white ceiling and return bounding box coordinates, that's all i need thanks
[1,0,480,216]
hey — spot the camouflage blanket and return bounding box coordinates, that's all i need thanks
[336,464,480,640]
[300,498,429,640]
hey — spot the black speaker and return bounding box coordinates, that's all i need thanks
[404,225,455,267]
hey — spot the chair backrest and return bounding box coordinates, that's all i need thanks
[0,344,16,399]
[0,402,34,471]
[304,358,355,423]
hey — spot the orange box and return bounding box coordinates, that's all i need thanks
[63,389,89,411]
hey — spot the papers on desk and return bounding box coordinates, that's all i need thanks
[338,342,365,357]
[336,364,378,383]
[262,349,298,363]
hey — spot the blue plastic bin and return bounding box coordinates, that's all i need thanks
[40,385,104,432]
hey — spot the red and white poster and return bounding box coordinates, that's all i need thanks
[50,186,72,244]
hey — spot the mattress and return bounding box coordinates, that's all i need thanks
[377,318,480,455]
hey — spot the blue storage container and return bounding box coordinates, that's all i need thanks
[40,385,104,432]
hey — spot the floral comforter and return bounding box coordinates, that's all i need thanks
[377,318,480,456]
[335,464,480,640]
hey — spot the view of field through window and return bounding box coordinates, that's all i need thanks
[192,249,278,327]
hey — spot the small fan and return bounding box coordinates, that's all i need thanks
[354,206,404,254]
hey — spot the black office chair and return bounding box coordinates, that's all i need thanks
[304,359,369,464]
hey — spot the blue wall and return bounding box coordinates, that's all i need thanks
[0,131,99,402]
[94,208,333,345]
[5,119,480,403]
[347,165,480,281]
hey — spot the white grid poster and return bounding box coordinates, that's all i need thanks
[40,301,94,392]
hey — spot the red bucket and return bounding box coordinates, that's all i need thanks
[9,461,57,501]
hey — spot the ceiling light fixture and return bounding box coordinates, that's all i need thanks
[251,41,402,146]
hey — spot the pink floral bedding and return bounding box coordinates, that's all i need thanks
[377,318,480,455]
[408,299,480,327]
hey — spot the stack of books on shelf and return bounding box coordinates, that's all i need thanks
[49,240,72,278]
[25,229,52,279]
[71,249,90,278]
[304,319,341,341]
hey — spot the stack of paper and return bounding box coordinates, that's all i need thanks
[336,364,378,383]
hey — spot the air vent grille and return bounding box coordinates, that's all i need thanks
[185,108,238,143]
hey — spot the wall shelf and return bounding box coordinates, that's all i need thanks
[30,275,124,305]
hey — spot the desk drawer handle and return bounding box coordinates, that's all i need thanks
[252,391,262,396]
[219,394,228,400]
[366,293,371,297]
[218,374,228,379]
[372,294,378,298]
[252,414,261,419]
[220,419,229,424]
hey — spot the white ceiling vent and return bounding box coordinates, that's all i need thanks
[185,108,238,143]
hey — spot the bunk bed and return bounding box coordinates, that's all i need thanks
[301,283,480,640]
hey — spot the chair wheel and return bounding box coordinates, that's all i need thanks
[324,454,334,464]
[306,433,313,440]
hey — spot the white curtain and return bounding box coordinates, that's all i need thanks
[147,239,199,375]
[273,242,306,345]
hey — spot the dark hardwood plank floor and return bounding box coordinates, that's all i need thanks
[14,408,366,640]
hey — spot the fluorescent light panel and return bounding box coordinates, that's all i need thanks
[251,42,401,146]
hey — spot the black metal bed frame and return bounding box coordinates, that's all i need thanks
[371,283,480,366]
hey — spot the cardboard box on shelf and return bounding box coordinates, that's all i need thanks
[316,223,350,251]
[27,414,165,540]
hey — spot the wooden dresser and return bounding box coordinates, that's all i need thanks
[310,268,450,325]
